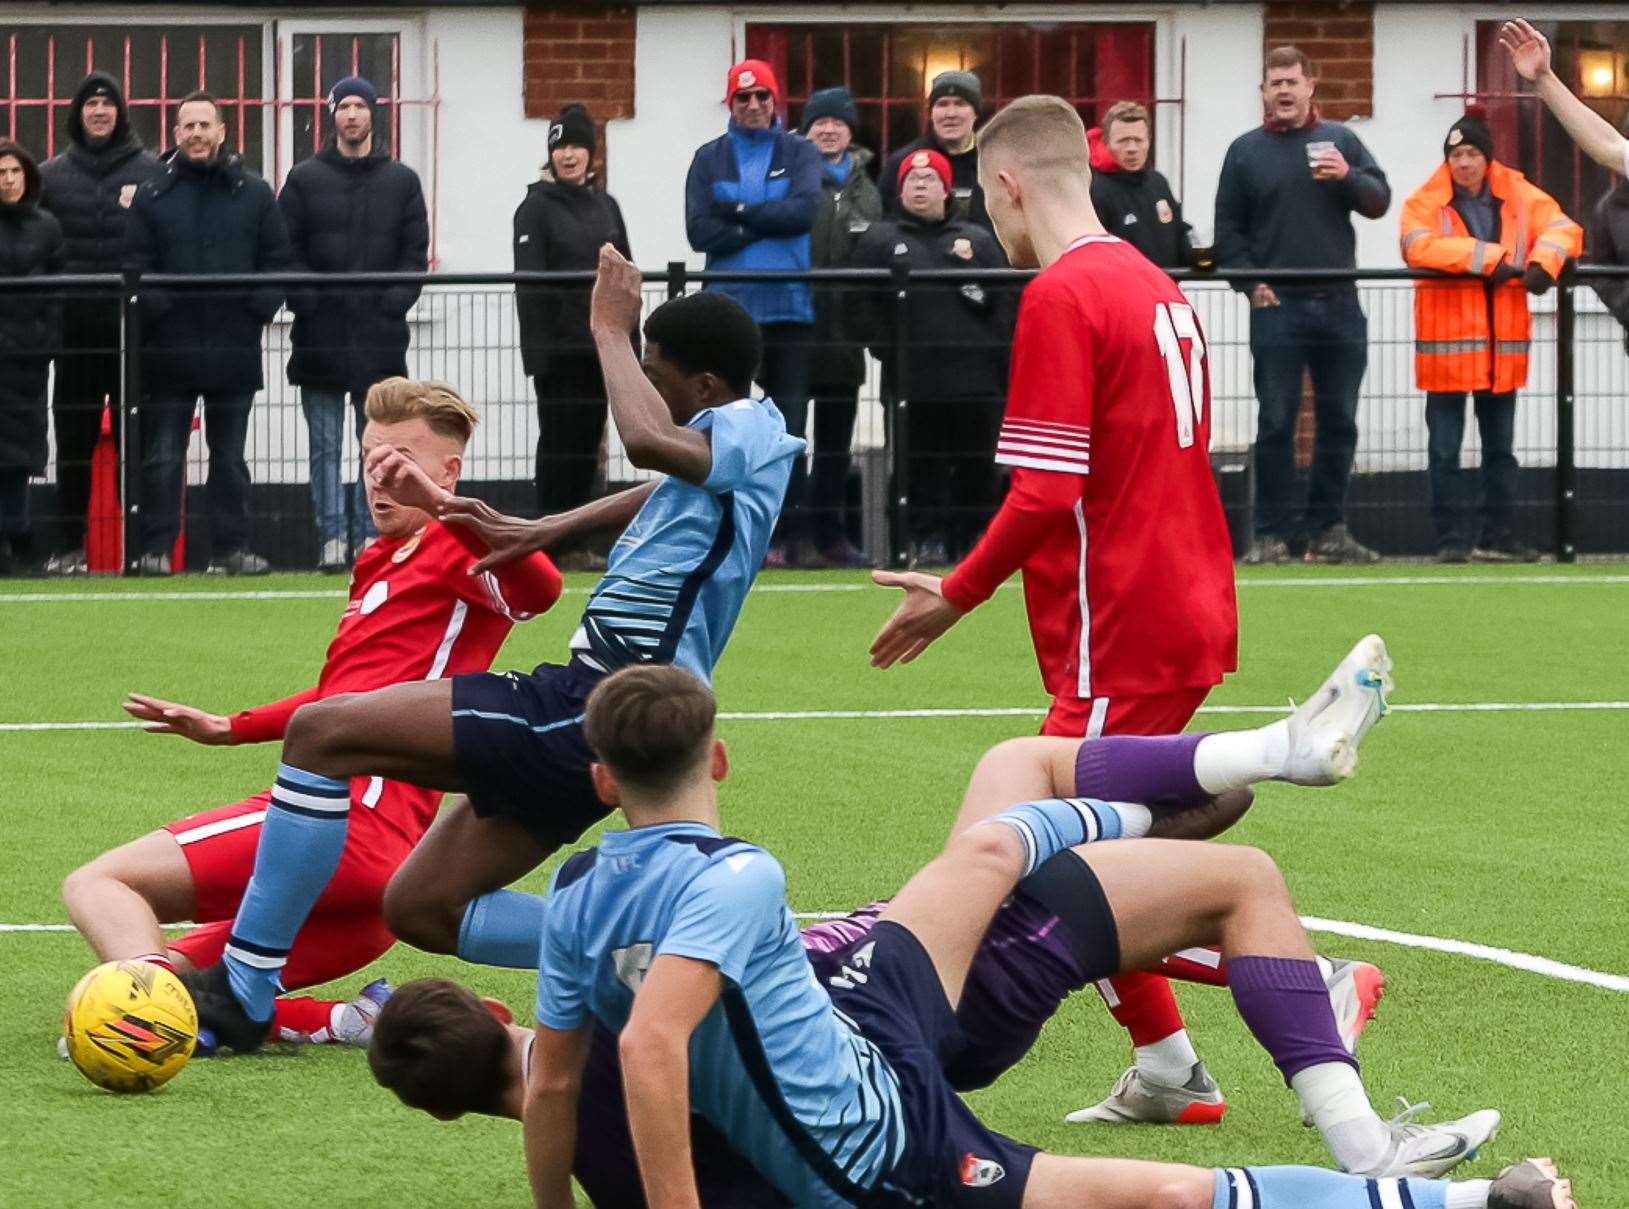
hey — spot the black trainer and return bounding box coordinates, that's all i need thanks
[179,963,269,1054]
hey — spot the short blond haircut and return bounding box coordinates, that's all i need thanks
[364,377,480,445]
[1102,100,1150,135]
[977,94,1091,178]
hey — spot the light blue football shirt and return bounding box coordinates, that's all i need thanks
[569,397,802,683]
[536,822,905,1208]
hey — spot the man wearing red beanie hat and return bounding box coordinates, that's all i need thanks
[685,58,823,564]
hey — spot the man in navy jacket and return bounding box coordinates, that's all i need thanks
[684,59,822,565]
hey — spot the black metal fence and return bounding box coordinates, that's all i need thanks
[3,264,1626,575]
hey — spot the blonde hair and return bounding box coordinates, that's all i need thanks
[364,377,480,445]
[1102,100,1150,134]
[977,95,1091,178]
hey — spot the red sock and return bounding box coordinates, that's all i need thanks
[134,952,177,974]
[270,997,343,1042]
[1099,971,1186,1046]
[1157,947,1231,987]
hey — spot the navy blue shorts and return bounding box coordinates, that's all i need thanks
[450,659,607,848]
[827,921,1038,1208]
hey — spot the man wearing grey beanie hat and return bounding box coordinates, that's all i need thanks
[880,69,998,242]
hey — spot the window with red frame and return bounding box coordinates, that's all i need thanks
[288,33,402,164]
[1474,18,1628,246]
[745,22,1156,164]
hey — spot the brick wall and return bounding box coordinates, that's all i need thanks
[522,3,636,151]
[1263,1,1374,121]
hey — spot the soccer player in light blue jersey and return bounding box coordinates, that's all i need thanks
[181,246,806,1053]
[523,663,1573,1209]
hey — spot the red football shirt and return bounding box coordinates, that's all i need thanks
[942,235,1237,700]
[227,522,563,839]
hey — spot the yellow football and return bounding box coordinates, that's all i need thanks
[63,960,198,1093]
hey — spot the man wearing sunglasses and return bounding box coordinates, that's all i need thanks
[685,59,823,566]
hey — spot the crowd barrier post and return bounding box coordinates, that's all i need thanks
[889,260,911,567]
[119,268,143,576]
[1554,271,1577,565]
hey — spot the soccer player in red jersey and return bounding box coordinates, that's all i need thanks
[870,95,1253,1123]
[62,379,564,1047]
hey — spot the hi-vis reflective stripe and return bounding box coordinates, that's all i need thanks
[1497,339,1530,354]
[1438,208,1453,235]
[1416,339,1485,354]
[1401,227,1430,255]
[1535,237,1572,256]
[1471,240,1491,275]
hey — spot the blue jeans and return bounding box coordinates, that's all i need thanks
[1248,290,1368,541]
[140,390,253,557]
[1425,390,1517,549]
[302,389,373,549]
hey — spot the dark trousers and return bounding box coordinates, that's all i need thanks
[759,323,813,542]
[0,466,30,543]
[1425,390,1517,549]
[808,387,859,548]
[140,389,253,558]
[1249,290,1368,541]
[51,342,121,552]
[905,397,999,553]
[534,355,608,525]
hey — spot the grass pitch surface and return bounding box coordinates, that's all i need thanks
[3,564,1627,1206]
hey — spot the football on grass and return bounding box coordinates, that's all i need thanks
[63,960,198,1093]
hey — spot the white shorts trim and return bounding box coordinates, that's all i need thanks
[171,809,267,847]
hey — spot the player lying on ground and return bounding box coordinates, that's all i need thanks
[181,246,805,1054]
[1501,20,1629,176]
[516,664,1570,1209]
[59,379,563,1048]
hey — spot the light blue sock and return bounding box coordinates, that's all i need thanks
[1213,1166,1449,1209]
[457,890,549,969]
[224,764,351,1021]
[984,796,1133,877]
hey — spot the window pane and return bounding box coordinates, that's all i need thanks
[290,33,399,164]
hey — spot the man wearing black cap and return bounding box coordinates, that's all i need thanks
[39,73,162,575]
[278,75,428,571]
[881,69,995,235]
[801,86,881,566]
[513,103,634,570]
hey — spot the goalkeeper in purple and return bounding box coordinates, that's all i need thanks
[501,663,1573,1209]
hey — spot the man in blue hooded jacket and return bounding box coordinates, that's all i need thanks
[684,59,822,565]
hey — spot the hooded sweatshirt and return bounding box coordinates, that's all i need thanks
[0,139,66,470]
[1086,126,1193,273]
[39,72,162,276]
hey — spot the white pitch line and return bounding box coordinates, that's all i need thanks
[8,700,1629,733]
[7,916,1624,994]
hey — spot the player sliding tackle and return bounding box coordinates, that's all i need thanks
[490,663,1570,1209]
[179,246,803,1054]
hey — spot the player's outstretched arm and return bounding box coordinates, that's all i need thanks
[589,244,713,486]
[121,691,236,745]
[1502,18,1627,173]
[869,570,966,669]
[438,482,659,573]
[524,1022,590,1209]
[620,955,722,1209]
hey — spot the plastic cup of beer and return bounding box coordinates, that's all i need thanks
[1307,140,1335,179]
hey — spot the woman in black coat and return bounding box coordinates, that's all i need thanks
[0,140,65,572]
[513,105,633,566]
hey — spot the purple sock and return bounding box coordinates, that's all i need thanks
[1072,733,1209,807]
[1228,955,1357,1084]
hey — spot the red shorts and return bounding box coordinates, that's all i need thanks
[1042,686,1211,739]
[162,784,427,990]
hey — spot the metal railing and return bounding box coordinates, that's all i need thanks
[4,263,1627,573]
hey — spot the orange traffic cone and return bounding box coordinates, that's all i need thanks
[85,400,120,574]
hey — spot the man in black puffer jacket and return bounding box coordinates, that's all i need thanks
[1087,101,1194,273]
[513,104,633,566]
[124,91,291,577]
[38,73,161,574]
[278,75,428,570]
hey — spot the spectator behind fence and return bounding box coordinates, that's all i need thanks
[1400,108,1579,564]
[854,149,1012,563]
[881,70,993,236]
[514,103,633,572]
[279,75,428,573]
[0,140,65,576]
[1216,46,1390,565]
[1087,100,1194,271]
[685,59,822,566]
[802,86,882,567]
[124,91,291,577]
[38,73,162,576]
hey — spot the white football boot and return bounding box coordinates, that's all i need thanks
[1065,1061,1227,1125]
[1325,958,1385,1054]
[1281,634,1393,786]
[1351,1099,1501,1180]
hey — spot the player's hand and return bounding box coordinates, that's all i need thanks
[365,446,451,513]
[122,692,234,745]
[438,496,558,573]
[589,243,644,336]
[1312,145,1349,181]
[1251,283,1280,309]
[869,570,965,669]
[1500,19,1554,82]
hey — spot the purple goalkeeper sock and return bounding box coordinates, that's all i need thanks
[1228,956,1357,1084]
[1073,733,1209,807]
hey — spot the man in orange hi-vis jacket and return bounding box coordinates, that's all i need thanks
[1400,106,1581,564]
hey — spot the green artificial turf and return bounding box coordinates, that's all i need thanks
[2,564,1627,1205]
